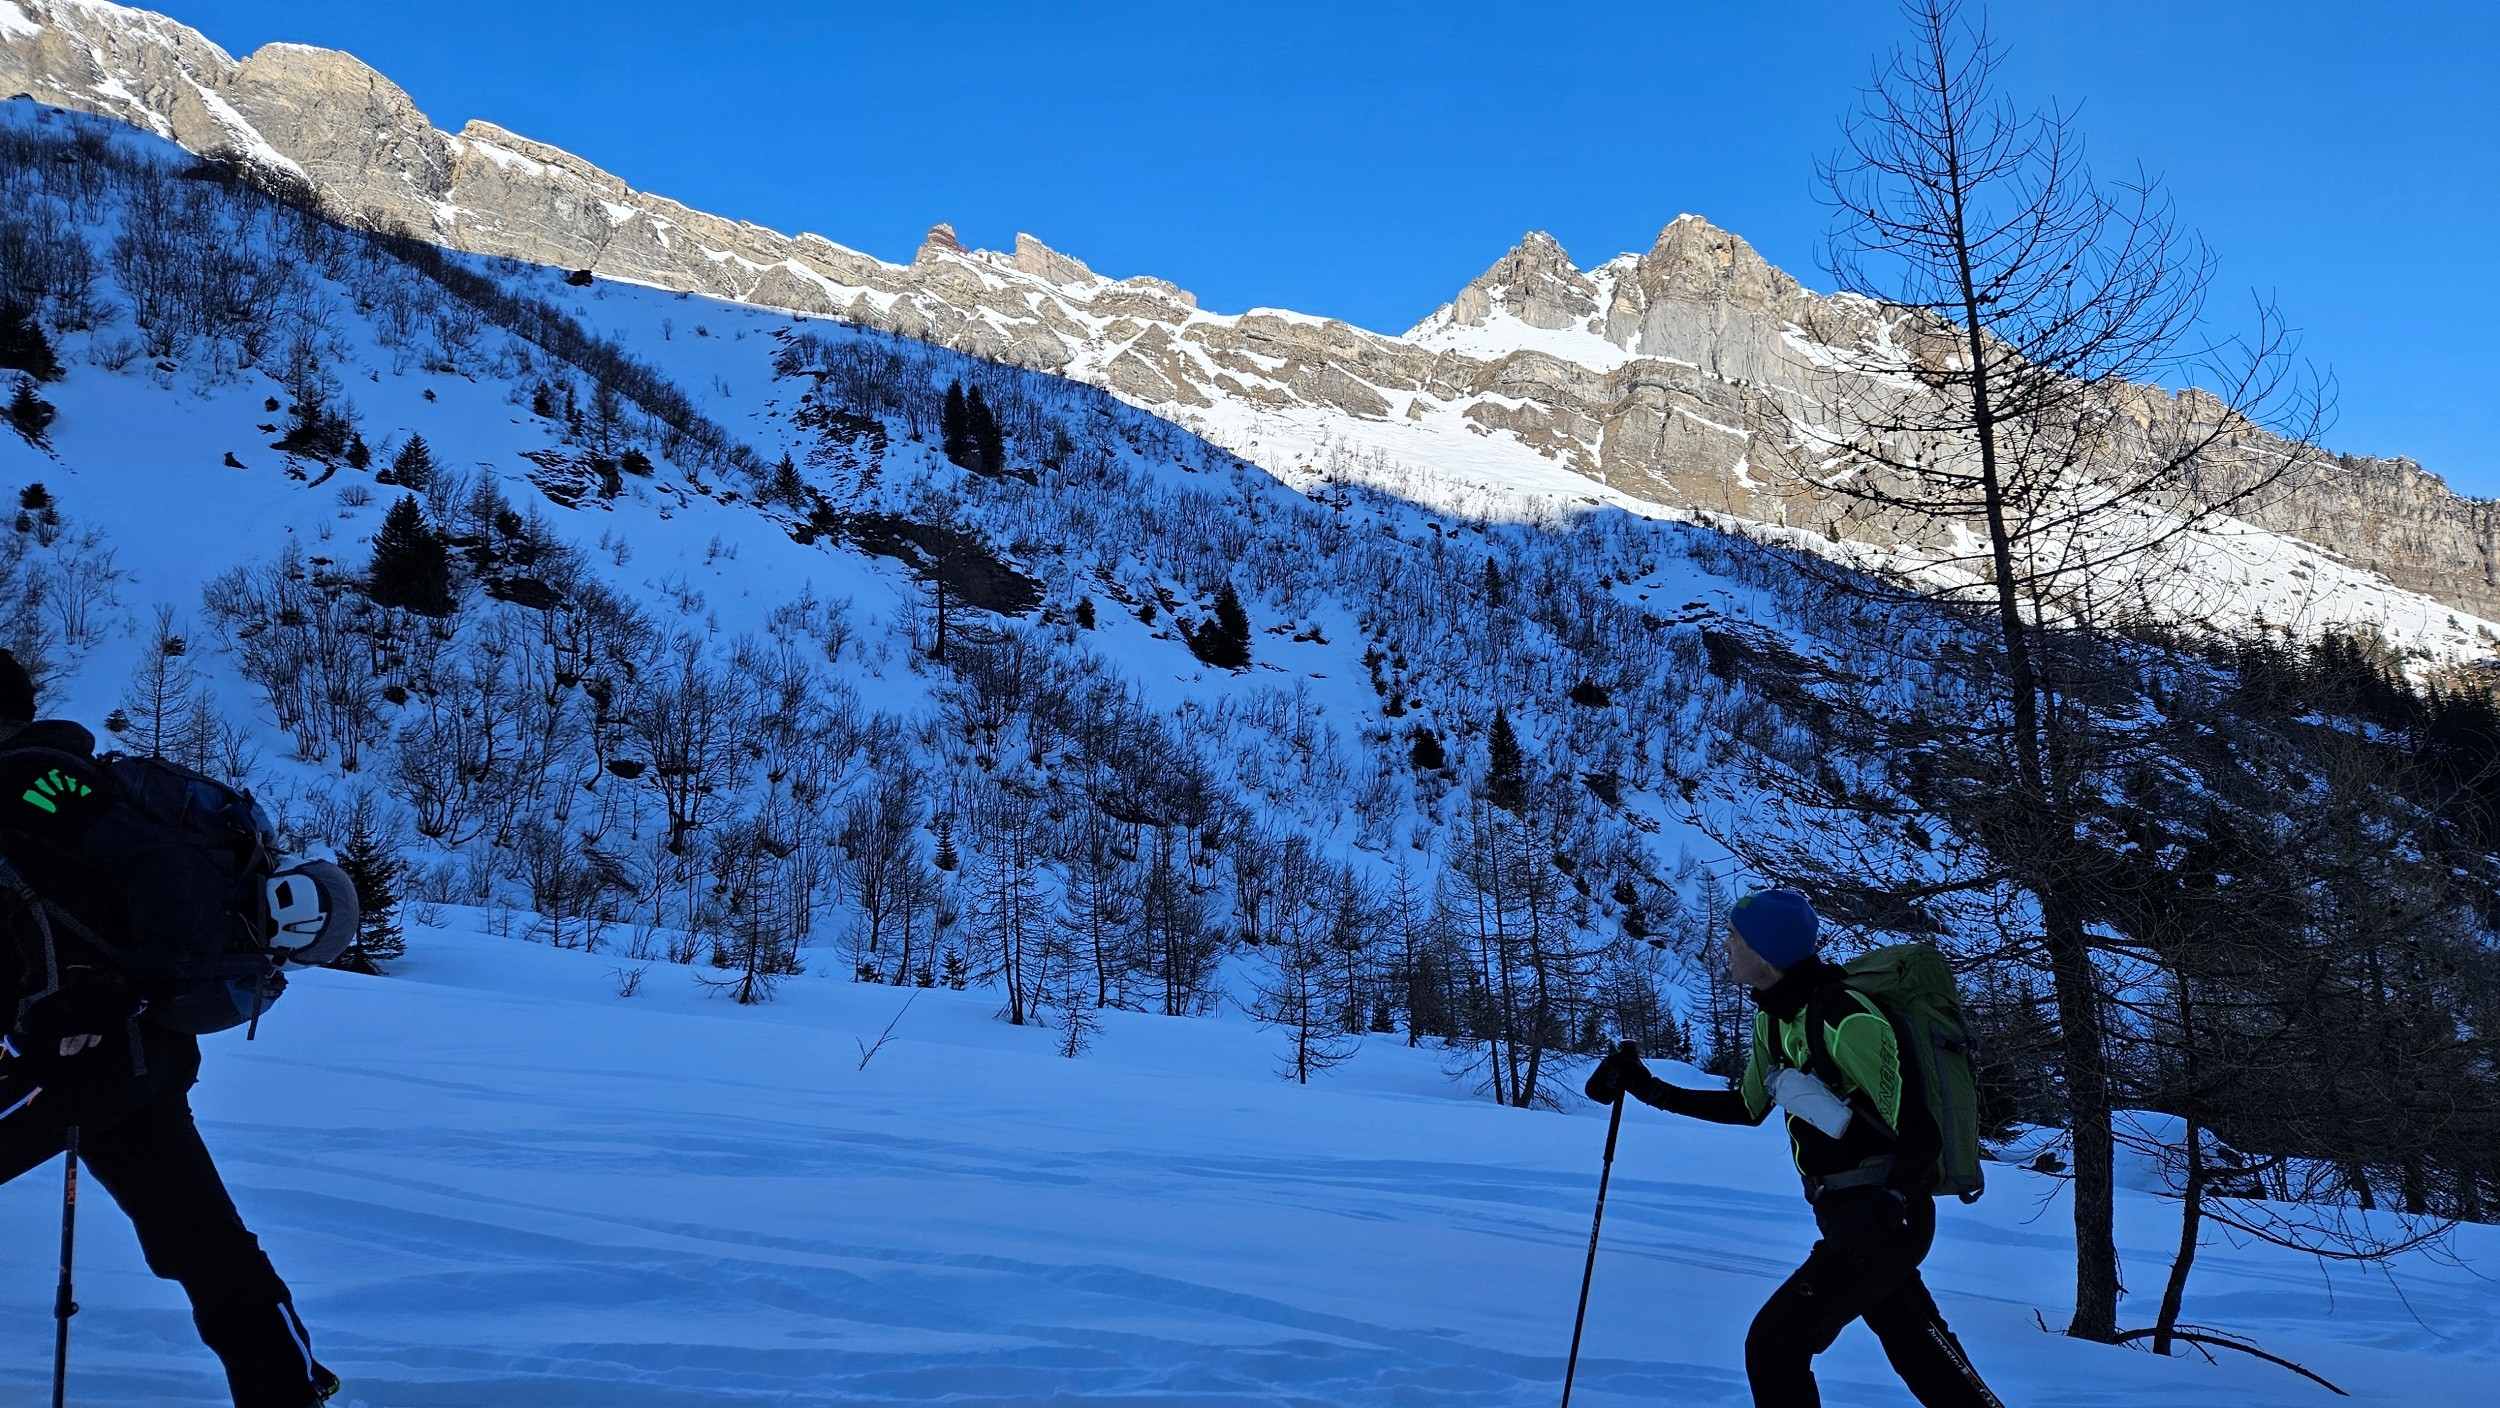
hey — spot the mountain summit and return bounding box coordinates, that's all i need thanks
[4,0,2493,645]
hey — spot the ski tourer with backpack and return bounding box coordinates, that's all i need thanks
[0,648,353,1408]
[1582,886,2005,1408]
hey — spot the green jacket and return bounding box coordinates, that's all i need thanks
[1634,955,1937,1196]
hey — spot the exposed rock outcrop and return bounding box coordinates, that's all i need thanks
[4,0,2492,630]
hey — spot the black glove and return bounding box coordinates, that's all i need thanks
[1583,1043,1647,1105]
[7,977,141,1115]
[17,976,139,1050]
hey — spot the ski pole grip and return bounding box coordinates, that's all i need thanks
[1600,1042,1638,1159]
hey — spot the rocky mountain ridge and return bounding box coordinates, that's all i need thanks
[6,0,2494,642]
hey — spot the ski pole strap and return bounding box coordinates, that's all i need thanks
[1805,1159,1894,1201]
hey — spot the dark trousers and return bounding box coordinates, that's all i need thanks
[1744,1188,2004,1408]
[0,1031,327,1408]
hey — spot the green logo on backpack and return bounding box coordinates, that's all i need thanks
[1834,943,1987,1202]
[20,768,91,814]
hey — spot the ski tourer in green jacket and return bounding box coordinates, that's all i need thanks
[1585,887,2001,1408]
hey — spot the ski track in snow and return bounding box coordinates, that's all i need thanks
[1,923,2490,1406]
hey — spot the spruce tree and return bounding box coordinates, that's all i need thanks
[6,378,55,446]
[0,304,61,382]
[1408,724,1448,772]
[333,821,406,971]
[770,452,805,504]
[367,496,455,617]
[940,381,976,469]
[17,482,58,540]
[1487,712,1527,812]
[388,434,436,492]
[1482,558,1505,608]
[967,386,1005,476]
[1188,583,1254,669]
[1212,582,1252,660]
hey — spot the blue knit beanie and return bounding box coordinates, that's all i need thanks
[1730,888,1819,970]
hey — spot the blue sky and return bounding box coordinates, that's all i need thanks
[160,1,2498,493]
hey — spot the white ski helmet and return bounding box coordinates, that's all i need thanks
[264,859,360,967]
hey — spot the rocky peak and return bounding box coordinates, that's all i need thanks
[1011,232,1098,288]
[1446,230,1596,331]
[916,222,963,262]
[226,41,452,207]
[1631,214,1800,309]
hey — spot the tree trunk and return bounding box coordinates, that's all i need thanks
[2155,973,2207,1358]
[2045,892,2121,1340]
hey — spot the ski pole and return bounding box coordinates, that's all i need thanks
[1561,1040,1635,1408]
[54,1124,80,1408]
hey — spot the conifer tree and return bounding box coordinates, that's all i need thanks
[770,451,805,505]
[1408,725,1448,772]
[367,496,454,617]
[0,304,62,382]
[16,482,59,540]
[388,434,437,492]
[1486,712,1527,812]
[941,381,976,469]
[967,386,1005,476]
[1187,583,1254,669]
[1212,582,1252,657]
[1482,558,1505,608]
[333,818,406,971]
[7,378,55,446]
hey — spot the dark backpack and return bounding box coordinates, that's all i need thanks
[1,748,287,1035]
[1810,943,1988,1203]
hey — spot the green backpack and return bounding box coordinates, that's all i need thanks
[1811,943,1987,1203]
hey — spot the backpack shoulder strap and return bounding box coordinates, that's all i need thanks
[1803,979,1906,1143]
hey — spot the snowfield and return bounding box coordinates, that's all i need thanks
[2,98,2495,1408]
[0,918,2489,1407]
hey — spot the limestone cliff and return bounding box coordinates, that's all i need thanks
[5,0,2491,632]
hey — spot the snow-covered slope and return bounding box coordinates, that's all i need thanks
[0,52,2492,1408]
[0,95,1761,1064]
[0,916,2487,1406]
[4,0,2496,653]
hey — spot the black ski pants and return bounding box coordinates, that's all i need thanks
[1743,1186,2004,1408]
[0,1030,328,1408]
